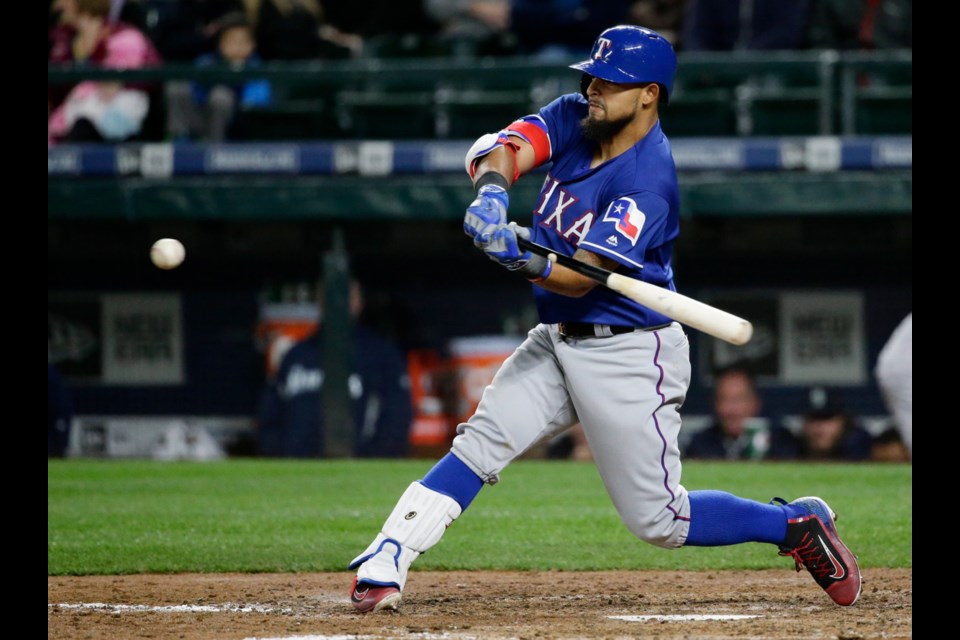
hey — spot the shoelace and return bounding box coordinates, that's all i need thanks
[780,530,834,580]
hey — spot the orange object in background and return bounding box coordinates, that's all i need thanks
[406,349,455,455]
[447,336,524,426]
[406,337,522,456]
[255,303,320,375]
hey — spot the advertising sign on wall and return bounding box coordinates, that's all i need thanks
[49,293,184,385]
[704,290,865,385]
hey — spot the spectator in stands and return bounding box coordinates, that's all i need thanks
[137,0,245,62]
[108,0,146,26]
[48,0,163,145]
[49,0,61,33]
[165,12,272,141]
[509,0,632,59]
[48,362,73,458]
[242,0,362,60]
[321,0,440,56]
[425,0,515,57]
[256,279,414,458]
[685,364,770,460]
[875,312,911,458]
[682,0,811,51]
[870,425,909,462]
[807,0,911,50]
[546,423,592,460]
[627,0,690,50]
[779,387,874,461]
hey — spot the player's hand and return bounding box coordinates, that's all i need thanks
[479,222,528,268]
[479,223,551,280]
[464,185,509,246]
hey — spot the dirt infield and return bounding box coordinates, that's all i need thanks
[48,569,911,639]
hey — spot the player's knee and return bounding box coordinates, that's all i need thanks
[624,512,686,549]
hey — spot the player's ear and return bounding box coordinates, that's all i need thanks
[641,83,660,106]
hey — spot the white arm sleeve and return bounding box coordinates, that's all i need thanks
[464,131,509,175]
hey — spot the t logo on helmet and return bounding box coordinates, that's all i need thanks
[592,37,613,61]
[571,25,677,104]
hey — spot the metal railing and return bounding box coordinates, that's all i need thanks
[48,49,911,138]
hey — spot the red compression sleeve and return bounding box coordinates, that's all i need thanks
[505,120,551,167]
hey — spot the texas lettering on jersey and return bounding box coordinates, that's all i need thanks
[533,176,595,246]
[532,178,646,250]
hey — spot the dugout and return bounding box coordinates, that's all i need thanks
[48,54,911,457]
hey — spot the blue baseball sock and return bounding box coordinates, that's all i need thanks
[421,452,484,510]
[685,490,792,546]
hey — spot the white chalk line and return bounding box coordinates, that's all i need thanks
[242,635,476,640]
[49,602,292,614]
[610,614,761,622]
[50,606,477,639]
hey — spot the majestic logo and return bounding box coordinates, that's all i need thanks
[606,235,619,246]
[593,37,613,61]
[602,197,645,246]
[404,511,418,520]
[818,535,845,579]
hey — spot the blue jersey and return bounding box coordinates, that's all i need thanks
[519,93,681,327]
[256,325,413,458]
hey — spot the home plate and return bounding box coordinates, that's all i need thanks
[610,614,760,622]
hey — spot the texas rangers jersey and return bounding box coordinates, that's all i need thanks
[508,93,681,327]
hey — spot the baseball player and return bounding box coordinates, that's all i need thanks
[348,25,862,612]
[875,312,912,457]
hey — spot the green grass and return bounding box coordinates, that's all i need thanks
[48,459,911,576]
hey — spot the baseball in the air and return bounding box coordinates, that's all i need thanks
[150,238,186,270]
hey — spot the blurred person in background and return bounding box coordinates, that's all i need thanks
[545,423,592,460]
[425,0,515,57]
[870,425,909,462]
[789,387,873,461]
[137,0,245,62]
[48,362,73,458]
[685,364,768,460]
[241,0,362,59]
[165,12,272,141]
[682,0,811,51]
[321,0,440,56]
[807,0,911,50]
[874,312,911,458]
[255,279,413,458]
[627,0,689,49]
[48,0,163,145]
[510,0,632,59]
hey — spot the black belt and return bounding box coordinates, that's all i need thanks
[557,322,671,338]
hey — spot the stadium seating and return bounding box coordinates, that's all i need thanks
[47,50,912,140]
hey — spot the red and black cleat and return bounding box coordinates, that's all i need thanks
[776,496,862,606]
[349,576,402,613]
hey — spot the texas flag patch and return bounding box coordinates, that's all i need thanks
[602,197,645,246]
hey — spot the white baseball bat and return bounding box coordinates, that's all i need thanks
[517,238,753,346]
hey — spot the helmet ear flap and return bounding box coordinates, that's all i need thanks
[580,73,592,99]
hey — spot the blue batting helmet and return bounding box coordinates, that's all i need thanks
[570,25,677,103]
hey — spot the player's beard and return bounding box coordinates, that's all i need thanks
[579,109,635,143]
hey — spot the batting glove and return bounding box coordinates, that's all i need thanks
[480,223,552,281]
[464,184,509,246]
